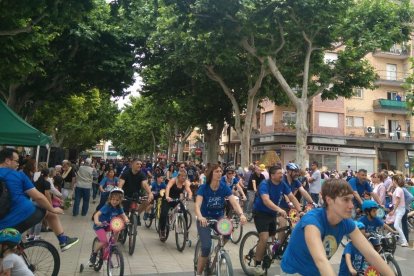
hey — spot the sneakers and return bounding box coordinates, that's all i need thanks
[250,265,264,276]
[159,231,167,242]
[401,243,409,247]
[60,236,79,252]
[89,252,97,264]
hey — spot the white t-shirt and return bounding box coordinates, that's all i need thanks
[2,253,34,276]
[309,169,322,194]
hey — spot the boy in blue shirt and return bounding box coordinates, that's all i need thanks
[338,222,367,276]
[144,173,166,220]
[359,200,396,235]
[281,179,394,276]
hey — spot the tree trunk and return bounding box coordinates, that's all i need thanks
[177,140,184,162]
[295,100,310,169]
[203,123,222,164]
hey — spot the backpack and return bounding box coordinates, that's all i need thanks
[0,174,11,219]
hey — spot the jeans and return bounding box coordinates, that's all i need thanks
[197,220,213,257]
[394,207,408,245]
[92,183,99,200]
[96,192,109,211]
[158,200,187,232]
[310,193,319,205]
[73,187,91,216]
[245,190,256,216]
[402,208,409,242]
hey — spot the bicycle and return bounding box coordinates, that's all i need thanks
[193,218,234,276]
[225,196,243,244]
[18,239,60,276]
[144,191,162,230]
[368,231,402,276]
[239,217,293,276]
[118,193,147,255]
[164,198,192,251]
[80,217,125,276]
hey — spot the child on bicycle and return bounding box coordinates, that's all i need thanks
[89,188,129,265]
[0,228,34,276]
[359,200,396,236]
[338,221,367,276]
[143,173,166,220]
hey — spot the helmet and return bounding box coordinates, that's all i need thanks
[110,187,124,196]
[354,221,365,230]
[225,166,236,173]
[361,200,379,212]
[0,228,21,245]
[286,163,300,171]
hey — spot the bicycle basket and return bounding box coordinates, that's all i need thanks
[216,218,233,236]
[110,217,125,233]
[381,236,396,254]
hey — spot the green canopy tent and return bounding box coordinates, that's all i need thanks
[0,100,52,164]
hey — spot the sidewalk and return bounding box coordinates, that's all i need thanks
[39,201,413,275]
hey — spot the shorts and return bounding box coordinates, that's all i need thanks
[13,207,46,233]
[253,211,277,236]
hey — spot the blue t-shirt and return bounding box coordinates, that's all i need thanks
[99,176,119,192]
[279,175,302,209]
[197,183,232,219]
[281,208,356,275]
[0,168,36,229]
[150,181,166,195]
[219,176,238,190]
[348,177,372,206]
[359,215,383,233]
[253,179,292,216]
[94,203,124,230]
[338,243,366,276]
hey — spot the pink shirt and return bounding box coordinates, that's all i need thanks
[373,182,386,205]
[392,186,405,208]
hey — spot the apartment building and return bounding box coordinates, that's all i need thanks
[251,43,414,174]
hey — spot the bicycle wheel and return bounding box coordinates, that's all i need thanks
[175,215,188,252]
[144,211,153,228]
[386,255,402,276]
[118,228,127,245]
[193,239,209,276]
[107,247,124,276]
[92,237,104,271]
[22,240,60,276]
[230,214,243,244]
[239,231,259,276]
[218,252,233,276]
[129,213,138,255]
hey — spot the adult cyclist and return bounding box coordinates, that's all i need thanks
[348,169,382,212]
[118,158,153,226]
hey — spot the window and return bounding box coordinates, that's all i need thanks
[319,112,338,128]
[264,112,273,127]
[386,64,397,80]
[354,117,364,127]
[387,91,398,100]
[352,88,363,99]
[346,117,353,127]
[324,52,338,63]
[282,111,296,124]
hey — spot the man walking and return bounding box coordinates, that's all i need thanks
[73,158,93,216]
[308,161,322,205]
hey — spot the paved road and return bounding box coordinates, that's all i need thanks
[38,200,414,275]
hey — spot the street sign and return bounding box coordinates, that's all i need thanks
[404,161,410,168]
[195,148,202,156]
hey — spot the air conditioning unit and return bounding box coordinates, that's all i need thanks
[379,127,387,135]
[365,126,376,134]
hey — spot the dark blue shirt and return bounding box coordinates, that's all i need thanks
[150,181,166,195]
[197,183,232,219]
[279,175,302,209]
[338,243,366,276]
[94,203,124,230]
[348,177,372,206]
[253,179,292,217]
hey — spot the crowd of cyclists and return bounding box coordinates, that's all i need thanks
[1,147,413,275]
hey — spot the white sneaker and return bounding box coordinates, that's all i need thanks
[250,265,265,276]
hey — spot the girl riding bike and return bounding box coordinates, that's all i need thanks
[90,188,129,265]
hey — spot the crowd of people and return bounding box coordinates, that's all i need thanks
[1,149,413,275]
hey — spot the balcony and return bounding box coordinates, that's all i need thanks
[375,70,408,87]
[373,99,407,114]
[372,47,410,60]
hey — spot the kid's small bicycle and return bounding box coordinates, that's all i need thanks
[80,216,126,276]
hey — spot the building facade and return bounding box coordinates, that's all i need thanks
[252,43,414,174]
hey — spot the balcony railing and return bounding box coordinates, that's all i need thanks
[375,70,409,87]
[373,47,410,59]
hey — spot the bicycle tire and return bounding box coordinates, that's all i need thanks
[386,255,402,276]
[239,231,259,276]
[118,227,127,245]
[107,247,124,276]
[144,212,153,228]
[218,251,233,276]
[193,239,209,276]
[22,240,60,276]
[175,215,187,252]
[92,237,104,271]
[186,211,193,230]
[230,213,243,244]
[129,213,138,255]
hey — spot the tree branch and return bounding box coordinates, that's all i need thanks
[248,63,268,98]
[267,56,299,105]
[0,14,47,36]
[302,31,312,100]
[310,75,341,101]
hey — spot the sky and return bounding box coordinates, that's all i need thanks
[113,73,142,109]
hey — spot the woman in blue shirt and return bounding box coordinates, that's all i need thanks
[194,164,246,276]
